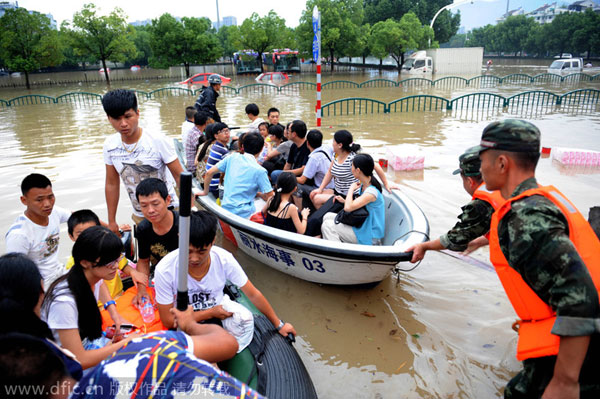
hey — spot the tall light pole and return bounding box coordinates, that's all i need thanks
[429,0,475,46]
[215,0,221,30]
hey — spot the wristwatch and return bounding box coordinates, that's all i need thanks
[276,320,284,331]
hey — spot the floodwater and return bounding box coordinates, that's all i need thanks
[1,64,599,398]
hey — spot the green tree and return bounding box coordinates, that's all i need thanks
[355,23,372,64]
[129,25,153,66]
[0,8,63,89]
[494,15,537,56]
[296,0,364,72]
[149,14,220,77]
[217,25,240,59]
[369,13,434,70]
[571,9,600,59]
[364,0,460,44]
[65,3,136,85]
[466,24,498,52]
[234,11,289,72]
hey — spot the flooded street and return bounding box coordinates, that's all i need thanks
[1,64,599,398]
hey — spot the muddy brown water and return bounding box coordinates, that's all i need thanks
[1,65,599,398]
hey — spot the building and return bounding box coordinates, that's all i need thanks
[0,1,56,29]
[221,16,237,27]
[212,15,237,30]
[528,3,569,24]
[0,1,18,18]
[496,6,525,23]
[567,0,598,12]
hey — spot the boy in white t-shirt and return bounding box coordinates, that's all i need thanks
[102,89,185,232]
[154,211,296,352]
[5,173,70,289]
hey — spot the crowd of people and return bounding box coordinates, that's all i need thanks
[2,78,599,399]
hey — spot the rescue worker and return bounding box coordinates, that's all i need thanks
[194,74,222,123]
[477,119,600,399]
[407,146,503,262]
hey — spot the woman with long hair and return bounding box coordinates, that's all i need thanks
[321,154,386,245]
[262,172,310,234]
[310,129,362,209]
[0,252,83,380]
[42,226,138,369]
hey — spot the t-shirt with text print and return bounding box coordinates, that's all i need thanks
[154,246,248,311]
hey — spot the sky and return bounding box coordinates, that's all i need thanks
[16,0,588,31]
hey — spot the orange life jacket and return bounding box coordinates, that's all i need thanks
[489,185,600,361]
[471,183,505,239]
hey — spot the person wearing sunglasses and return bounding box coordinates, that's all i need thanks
[42,226,140,370]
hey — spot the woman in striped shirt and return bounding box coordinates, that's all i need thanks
[310,130,361,209]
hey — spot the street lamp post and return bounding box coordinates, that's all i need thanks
[429,0,474,46]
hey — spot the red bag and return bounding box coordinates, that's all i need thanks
[250,211,265,224]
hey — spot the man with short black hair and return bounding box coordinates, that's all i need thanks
[242,103,265,134]
[271,120,310,184]
[181,106,197,144]
[267,107,283,128]
[477,119,600,399]
[154,211,295,341]
[200,133,273,218]
[134,178,179,306]
[296,129,334,208]
[102,89,183,231]
[184,112,209,173]
[5,173,70,288]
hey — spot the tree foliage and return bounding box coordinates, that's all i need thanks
[369,13,434,69]
[0,8,63,88]
[129,25,153,66]
[297,0,364,71]
[149,14,221,77]
[217,25,240,59]
[234,11,290,72]
[364,0,459,44]
[65,3,136,84]
[467,11,600,58]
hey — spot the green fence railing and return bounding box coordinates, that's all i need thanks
[134,90,150,100]
[399,78,433,88]
[432,76,468,89]
[531,73,564,84]
[3,87,599,116]
[279,81,317,92]
[149,87,193,97]
[358,79,397,88]
[237,83,279,94]
[501,74,533,84]
[450,92,506,110]
[468,75,503,87]
[388,95,449,112]
[56,92,103,105]
[8,94,56,106]
[506,91,560,109]
[321,80,360,89]
[321,97,387,116]
[560,88,600,106]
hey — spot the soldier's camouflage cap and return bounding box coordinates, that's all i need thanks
[453,146,481,176]
[474,119,540,153]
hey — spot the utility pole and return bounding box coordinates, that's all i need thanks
[506,0,510,15]
[215,0,221,30]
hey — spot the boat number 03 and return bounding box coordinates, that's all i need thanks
[302,258,325,273]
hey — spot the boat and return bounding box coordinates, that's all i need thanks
[175,139,430,286]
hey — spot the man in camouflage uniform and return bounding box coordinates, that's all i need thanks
[477,119,600,399]
[408,146,496,262]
